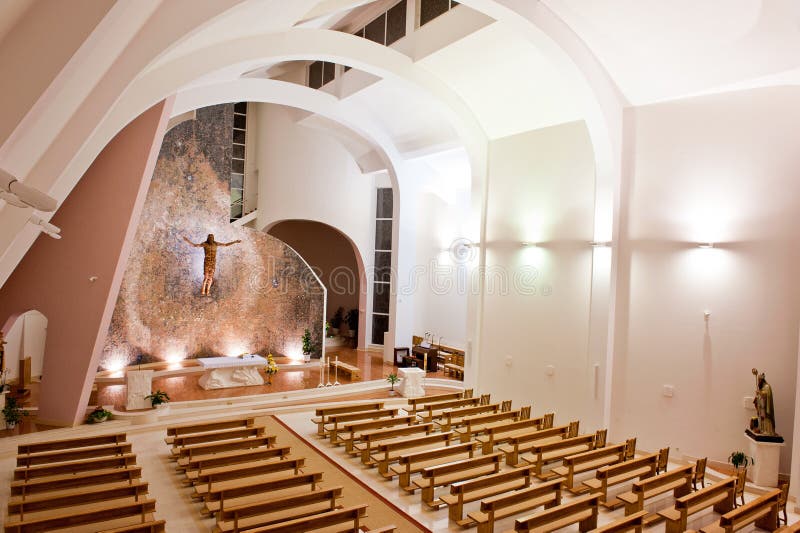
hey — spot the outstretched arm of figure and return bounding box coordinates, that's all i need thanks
[219,239,242,246]
[182,236,203,247]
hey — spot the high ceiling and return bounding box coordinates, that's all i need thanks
[0,0,799,286]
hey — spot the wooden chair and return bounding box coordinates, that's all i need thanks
[500,400,512,412]
[463,388,474,398]
[519,405,531,419]
[656,446,670,474]
[624,438,637,460]
[593,429,607,449]
[778,479,790,525]
[734,468,747,508]
[693,457,707,490]
[567,420,580,438]
[479,393,491,405]
[542,412,554,428]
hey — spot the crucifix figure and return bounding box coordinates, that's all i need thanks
[183,234,241,295]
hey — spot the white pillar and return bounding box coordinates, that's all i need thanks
[790,327,800,511]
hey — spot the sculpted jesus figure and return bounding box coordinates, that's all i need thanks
[751,367,776,436]
[183,234,241,295]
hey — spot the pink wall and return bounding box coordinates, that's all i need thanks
[0,99,171,426]
[268,220,361,321]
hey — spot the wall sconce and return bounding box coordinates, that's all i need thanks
[697,242,714,249]
[590,241,611,247]
[1,168,58,211]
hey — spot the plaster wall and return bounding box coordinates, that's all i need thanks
[478,120,598,424]
[611,86,800,471]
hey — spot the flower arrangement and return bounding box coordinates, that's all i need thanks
[87,406,112,424]
[144,390,170,407]
[265,353,279,380]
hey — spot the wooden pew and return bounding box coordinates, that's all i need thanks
[699,488,781,533]
[13,453,138,481]
[658,476,736,533]
[618,464,694,524]
[8,481,149,521]
[324,408,399,444]
[353,423,434,464]
[442,465,538,525]
[405,392,464,414]
[551,442,627,492]
[582,452,658,508]
[522,433,597,477]
[434,403,500,432]
[192,458,306,498]
[370,431,454,476]
[506,493,601,533]
[98,521,166,533]
[10,465,142,498]
[166,418,255,444]
[183,446,291,481]
[243,505,395,533]
[176,435,276,467]
[203,471,324,514]
[474,415,549,454]
[390,441,479,492]
[589,510,648,533]
[329,359,361,380]
[466,478,563,533]
[170,426,267,455]
[444,363,464,379]
[413,452,503,509]
[16,442,133,467]
[17,433,127,455]
[213,486,343,533]
[339,415,416,453]
[311,401,385,436]
[777,521,800,533]
[3,499,157,533]
[453,409,524,443]
[98,520,166,533]
[499,424,575,467]
[416,397,481,423]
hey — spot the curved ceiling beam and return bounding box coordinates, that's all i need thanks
[170,77,405,191]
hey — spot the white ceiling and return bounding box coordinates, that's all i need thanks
[547,0,800,105]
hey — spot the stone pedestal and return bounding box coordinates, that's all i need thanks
[746,431,785,487]
[126,370,154,411]
[398,367,425,398]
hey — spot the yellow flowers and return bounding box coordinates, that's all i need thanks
[265,353,279,376]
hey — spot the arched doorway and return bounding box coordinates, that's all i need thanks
[267,220,367,350]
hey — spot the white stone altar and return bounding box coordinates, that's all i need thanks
[197,354,267,390]
[746,432,785,487]
[398,367,425,397]
[126,370,154,410]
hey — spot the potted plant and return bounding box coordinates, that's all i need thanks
[302,329,313,362]
[728,451,754,471]
[145,390,170,412]
[2,396,29,429]
[264,353,279,384]
[386,373,399,395]
[330,307,344,335]
[345,309,359,339]
[87,406,112,424]
[325,321,332,338]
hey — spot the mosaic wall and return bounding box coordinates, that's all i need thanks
[101,105,324,367]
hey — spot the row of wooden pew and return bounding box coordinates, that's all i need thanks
[312,392,796,533]
[5,432,165,533]
[164,415,396,533]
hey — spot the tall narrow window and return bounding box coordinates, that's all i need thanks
[372,188,393,345]
[420,0,458,27]
[230,102,247,222]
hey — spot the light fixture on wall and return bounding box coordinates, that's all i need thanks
[521,241,537,247]
[697,242,715,249]
[0,168,58,212]
[29,214,62,240]
[590,241,611,247]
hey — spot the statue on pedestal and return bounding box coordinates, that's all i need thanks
[751,368,777,437]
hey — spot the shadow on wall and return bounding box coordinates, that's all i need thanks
[101,105,324,368]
